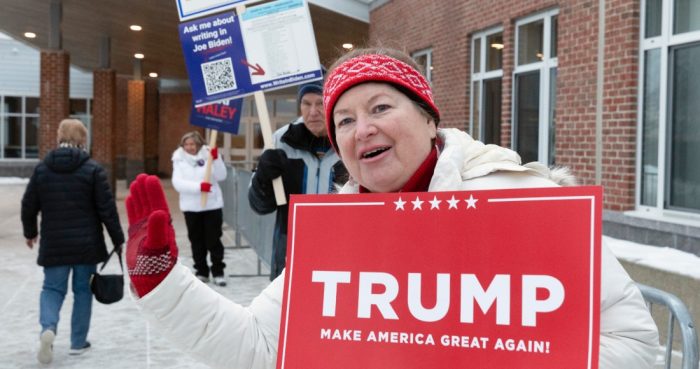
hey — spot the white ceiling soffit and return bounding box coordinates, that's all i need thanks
[308,0,371,23]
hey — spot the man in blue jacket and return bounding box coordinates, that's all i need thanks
[248,80,347,280]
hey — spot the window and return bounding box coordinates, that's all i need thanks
[639,0,700,214]
[69,98,93,151]
[513,10,558,165]
[471,28,503,145]
[1,96,40,159]
[411,48,433,82]
[232,94,297,168]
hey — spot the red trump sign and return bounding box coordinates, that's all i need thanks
[278,186,602,369]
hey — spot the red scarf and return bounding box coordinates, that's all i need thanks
[359,147,438,193]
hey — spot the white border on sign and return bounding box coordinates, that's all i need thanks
[175,0,257,21]
[281,194,598,369]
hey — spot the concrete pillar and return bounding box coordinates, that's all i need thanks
[126,80,146,186]
[92,68,117,191]
[39,51,70,158]
[49,0,62,50]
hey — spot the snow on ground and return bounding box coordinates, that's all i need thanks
[605,235,700,280]
[0,177,28,185]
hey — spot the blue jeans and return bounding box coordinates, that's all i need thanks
[39,264,96,349]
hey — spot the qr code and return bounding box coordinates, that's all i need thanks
[201,58,237,96]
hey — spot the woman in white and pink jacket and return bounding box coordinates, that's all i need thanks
[125,48,659,369]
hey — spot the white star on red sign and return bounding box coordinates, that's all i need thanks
[465,194,478,209]
[394,197,406,210]
[429,196,441,210]
[447,195,460,209]
[411,196,424,210]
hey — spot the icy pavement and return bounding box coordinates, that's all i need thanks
[1,178,698,369]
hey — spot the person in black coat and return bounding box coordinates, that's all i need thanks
[21,119,124,364]
[248,81,347,280]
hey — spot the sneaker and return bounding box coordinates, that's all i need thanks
[196,275,209,283]
[37,330,55,364]
[69,341,91,356]
[213,276,227,287]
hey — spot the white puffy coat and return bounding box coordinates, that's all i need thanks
[172,145,227,212]
[137,128,658,369]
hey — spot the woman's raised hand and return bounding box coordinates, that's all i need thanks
[125,174,179,297]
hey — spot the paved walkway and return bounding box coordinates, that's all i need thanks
[0,180,271,369]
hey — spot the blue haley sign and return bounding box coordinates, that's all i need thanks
[189,99,244,134]
[178,0,323,108]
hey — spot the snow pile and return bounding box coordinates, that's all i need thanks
[605,235,700,280]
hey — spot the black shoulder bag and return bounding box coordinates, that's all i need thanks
[90,248,124,304]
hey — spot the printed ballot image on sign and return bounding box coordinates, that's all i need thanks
[240,0,323,89]
[279,186,602,369]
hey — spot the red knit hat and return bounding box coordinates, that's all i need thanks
[323,53,440,151]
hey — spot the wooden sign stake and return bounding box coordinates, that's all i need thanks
[254,90,286,205]
[200,129,218,207]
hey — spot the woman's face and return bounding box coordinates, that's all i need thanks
[333,83,437,193]
[183,138,198,155]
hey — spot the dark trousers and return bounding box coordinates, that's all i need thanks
[184,209,226,278]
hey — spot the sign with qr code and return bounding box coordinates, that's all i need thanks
[178,0,323,108]
[278,186,603,369]
[189,98,244,134]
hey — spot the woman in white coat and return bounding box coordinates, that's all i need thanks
[172,131,228,286]
[125,48,659,369]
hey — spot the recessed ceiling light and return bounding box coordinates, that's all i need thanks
[130,25,142,31]
[149,72,158,78]
[342,43,353,50]
[134,53,145,59]
[24,32,36,39]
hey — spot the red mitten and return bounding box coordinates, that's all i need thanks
[210,147,218,160]
[126,174,178,297]
[200,182,212,192]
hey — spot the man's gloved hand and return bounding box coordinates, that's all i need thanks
[210,147,218,160]
[200,181,212,193]
[254,149,288,185]
[125,174,178,297]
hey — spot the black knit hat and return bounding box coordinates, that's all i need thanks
[297,79,323,104]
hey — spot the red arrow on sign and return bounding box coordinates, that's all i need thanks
[241,59,265,76]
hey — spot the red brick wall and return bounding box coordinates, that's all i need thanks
[158,92,204,177]
[126,80,145,183]
[92,69,116,163]
[370,0,640,211]
[92,69,116,189]
[144,79,160,174]
[115,76,129,178]
[557,0,600,188]
[39,50,70,158]
[600,0,639,210]
[126,80,145,160]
